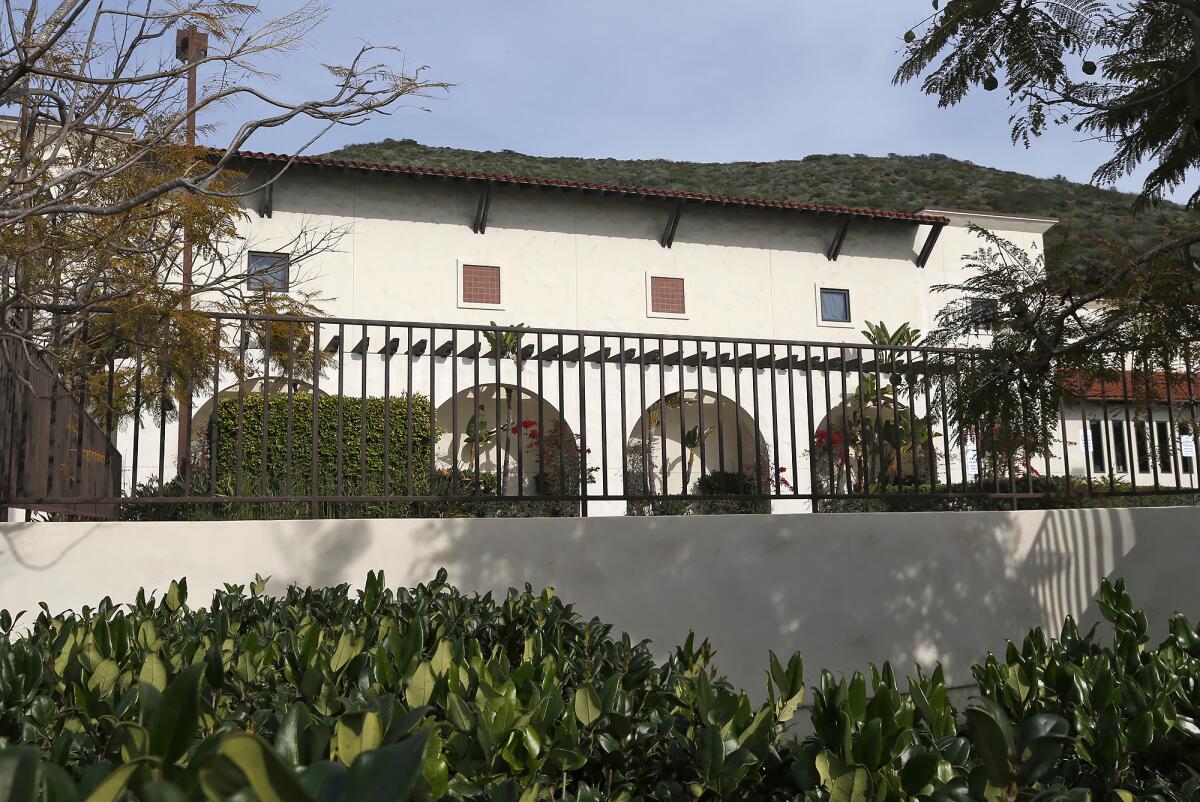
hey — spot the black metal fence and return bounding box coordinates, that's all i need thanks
[3,308,1199,520]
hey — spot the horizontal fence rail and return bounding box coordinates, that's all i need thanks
[2,308,1199,520]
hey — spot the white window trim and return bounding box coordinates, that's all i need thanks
[457,261,506,311]
[645,271,689,320]
[814,284,854,329]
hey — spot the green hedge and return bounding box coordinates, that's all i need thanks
[3,574,1198,801]
[818,475,1199,512]
[208,392,434,517]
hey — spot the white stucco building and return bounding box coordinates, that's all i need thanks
[103,151,1196,512]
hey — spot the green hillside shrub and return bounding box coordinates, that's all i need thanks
[1,576,1198,801]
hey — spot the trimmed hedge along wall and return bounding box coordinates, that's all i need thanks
[210,393,434,514]
[1,575,1199,801]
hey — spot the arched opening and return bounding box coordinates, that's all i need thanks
[625,389,773,514]
[433,384,579,500]
[812,395,939,494]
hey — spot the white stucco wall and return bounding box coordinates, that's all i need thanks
[234,167,1052,343]
[3,507,1196,695]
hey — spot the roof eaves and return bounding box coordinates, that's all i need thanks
[232,150,952,226]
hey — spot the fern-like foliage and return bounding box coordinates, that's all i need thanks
[896,0,1200,207]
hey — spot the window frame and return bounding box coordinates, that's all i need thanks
[1155,420,1175,474]
[246,251,291,293]
[815,286,853,328]
[645,272,689,320]
[1135,421,1151,473]
[1111,422,1128,473]
[457,262,505,311]
[1088,419,1105,474]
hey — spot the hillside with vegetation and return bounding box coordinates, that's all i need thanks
[327,139,1196,249]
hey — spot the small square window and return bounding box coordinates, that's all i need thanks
[970,298,999,333]
[462,264,501,306]
[819,288,851,323]
[650,276,685,315]
[247,252,289,292]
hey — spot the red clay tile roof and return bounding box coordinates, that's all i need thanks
[1063,370,1200,401]
[233,150,951,226]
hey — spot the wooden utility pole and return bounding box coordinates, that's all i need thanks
[175,25,207,473]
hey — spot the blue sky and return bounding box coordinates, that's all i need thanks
[224,0,1177,200]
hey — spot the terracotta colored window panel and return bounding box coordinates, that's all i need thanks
[462,264,500,305]
[650,276,685,314]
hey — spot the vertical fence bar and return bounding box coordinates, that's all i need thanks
[104,320,117,507]
[286,322,296,499]
[599,335,609,498]
[750,342,764,496]
[557,333,566,501]
[769,342,781,497]
[72,322,87,508]
[1081,369,1094,494]
[638,337,649,502]
[657,336,668,497]
[1143,363,1161,491]
[1120,357,1137,493]
[261,323,271,500]
[714,339,726,485]
[494,327,504,497]
[822,346,835,494]
[617,336,626,497]
[733,341,745,480]
[181,330,195,506]
[210,322,221,498]
[677,337,688,496]
[577,332,588,516]
[839,346,852,495]
[131,327,143,494]
[874,346,886,494]
[802,345,818,508]
[235,320,247,498]
[431,325,440,499]
[405,327,414,497]
[473,329,482,486]
[538,332,546,493]
[451,328,460,493]
[952,353,968,489]
[1164,352,1183,488]
[337,323,345,498]
[1186,348,1200,489]
[10,312,34,513]
[697,340,709,483]
[382,324,391,504]
[157,339,168,498]
[907,349,921,496]
[310,322,321,518]
[787,345,798,496]
[856,349,869,492]
[922,350,937,495]
[515,329,524,497]
[1099,365,1114,490]
[359,324,368,501]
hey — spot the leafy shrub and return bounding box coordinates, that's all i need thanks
[209,393,434,515]
[122,393,436,520]
[1,575,1199,801]
[818,476,1198,513]
[0,571,806,800]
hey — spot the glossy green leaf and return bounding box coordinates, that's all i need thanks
[0,748,39,802]
[574,686,602,727]
[209,732,315,802]
[147,664,204,767]
[341,732,428,802]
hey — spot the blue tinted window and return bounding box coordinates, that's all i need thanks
[820,288,850,322]
[248,252,289,292]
